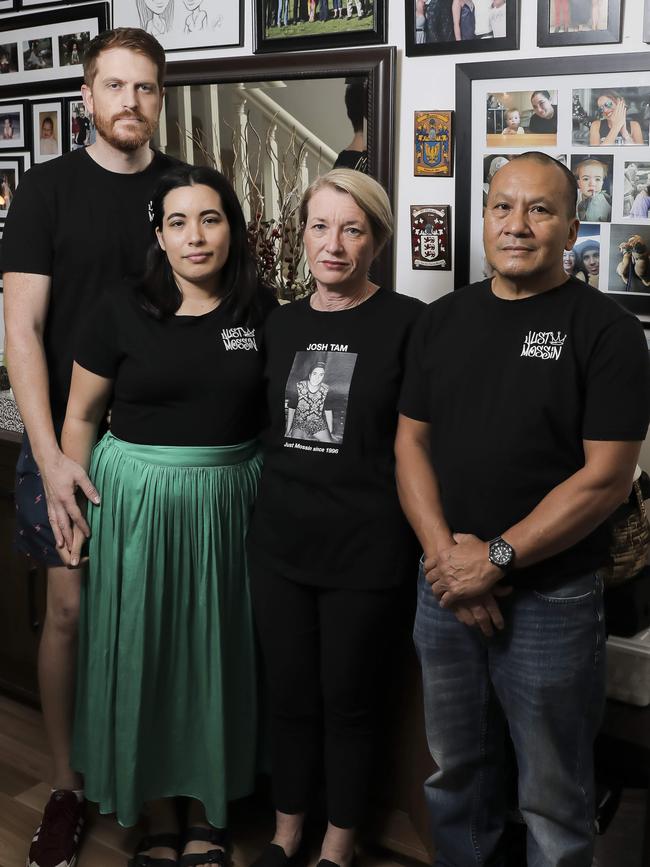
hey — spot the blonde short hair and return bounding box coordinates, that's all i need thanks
[299,169,393,253]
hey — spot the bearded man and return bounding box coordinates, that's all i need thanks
[2,27,176,867]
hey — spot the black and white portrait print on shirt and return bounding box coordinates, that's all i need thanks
[284,351,357,446]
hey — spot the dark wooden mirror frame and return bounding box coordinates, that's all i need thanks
[163,46,397,287]
[0,45,396,288]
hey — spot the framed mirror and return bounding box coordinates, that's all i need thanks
[160,47,396,294]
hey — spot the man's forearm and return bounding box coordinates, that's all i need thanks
[395,433,453,556]
[6,326,59,464]
[503,453,639,569]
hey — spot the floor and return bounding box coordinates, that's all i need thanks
[0,694,645,867]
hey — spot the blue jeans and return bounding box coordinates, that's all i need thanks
[414,567,606,867]
[277,0,289,25]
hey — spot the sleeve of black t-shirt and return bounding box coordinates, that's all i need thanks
[74,292,123,380]
[582,314,650,441]
[1,165,54,275]
[398,306,433,423]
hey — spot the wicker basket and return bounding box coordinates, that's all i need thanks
[604,479,650,587]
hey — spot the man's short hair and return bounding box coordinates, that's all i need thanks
[489,151,577,219]
[83,28,166,92]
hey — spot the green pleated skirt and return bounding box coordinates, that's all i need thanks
[72,432,262,828]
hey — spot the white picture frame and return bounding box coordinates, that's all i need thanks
[112,0,242,53]
[0,101,26,150]
[32,101,63,164]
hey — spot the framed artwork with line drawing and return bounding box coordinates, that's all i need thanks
[455,51,650,319]
[113,0,242,52]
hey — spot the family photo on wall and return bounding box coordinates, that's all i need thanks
[406,0,518,55]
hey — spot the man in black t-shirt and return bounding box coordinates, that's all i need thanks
[396,153,650,866]
[2,27,174,867]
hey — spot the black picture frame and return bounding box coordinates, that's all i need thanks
[254,0,386,54]
[455,51,650,318]
[0,3,109,97]
[537,0,622,48]
[0,150,29,218]
[0,0,18,14]
[405,0,519,57]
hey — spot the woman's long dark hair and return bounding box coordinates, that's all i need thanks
[139,164,262,325]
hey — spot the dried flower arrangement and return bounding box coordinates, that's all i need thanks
[188,117,322,302]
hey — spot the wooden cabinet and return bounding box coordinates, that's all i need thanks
[0,432,45,705]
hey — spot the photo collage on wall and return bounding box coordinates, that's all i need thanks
[474,78,650,304]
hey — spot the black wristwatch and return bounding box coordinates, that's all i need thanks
[488,536,515,571]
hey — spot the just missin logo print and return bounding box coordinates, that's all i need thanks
[221,327,257,351]
[520,331,566,360]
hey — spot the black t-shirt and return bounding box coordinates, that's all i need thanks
[248,288,424,589]
[1,148,177,421]
[399,278,650,588]
[75,283,277,447]
[528,113,557,134]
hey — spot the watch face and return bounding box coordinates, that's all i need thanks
[490,539,513,567]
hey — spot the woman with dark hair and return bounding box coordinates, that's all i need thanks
[589,90,644,146]
[60,164,275,867]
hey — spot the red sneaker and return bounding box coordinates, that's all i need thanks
[27,790,85,867]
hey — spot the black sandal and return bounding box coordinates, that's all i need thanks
[179,826,229,866]
[129,833,181,867]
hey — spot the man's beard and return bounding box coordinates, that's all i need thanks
[93,108,157,152]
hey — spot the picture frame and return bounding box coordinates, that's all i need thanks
[0,151,30,219]
[113,0,242,53]
[254,0,386,54]
[0,4,109,93]
[410,205,451,270]
[414,110,453,177]
[0,100,28,150]
[405,0,518,58]
[0,0,17,13]
[32,99,63,163]
[63,95,95,152]
[645,0,650,43]
[537,0,622,48]
[20,0,98,8]
[454,51,650,319]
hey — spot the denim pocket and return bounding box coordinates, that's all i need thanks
[533,572,600,604]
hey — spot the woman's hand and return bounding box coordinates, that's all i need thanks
[611,98,628,139]
[58,524,89,569]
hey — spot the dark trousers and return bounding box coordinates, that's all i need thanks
[251,565,399,828]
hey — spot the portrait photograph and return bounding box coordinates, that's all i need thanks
[0,102,26,150]
[65,98,95,151]
[58,31,90,66]
[623,162,650,220]
[485,90,558,147]
[608,224,650,296]
[537,0,621,46]
[572,86,650,147]
[406,0,518,56]
[33,102,62,164]
[113,0,242,52]
[571,154,613,223]
[0,43,18,75]
[414,110,453,177]
[564,224,601,288]
[0,162,18,219]
[283,351,358,446]
[255,0,385,53]
[22,37,53,70]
